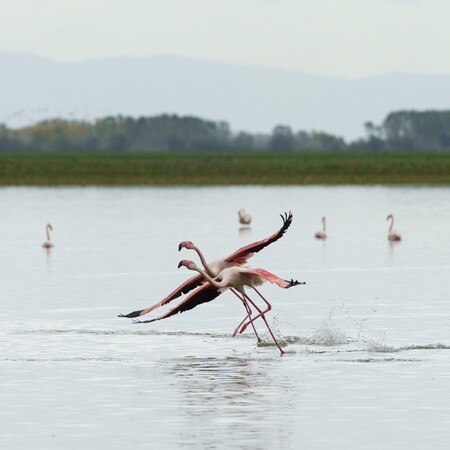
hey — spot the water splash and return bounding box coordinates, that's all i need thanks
[367,340,450,353]
[366,341,398,353]
[308,320,347,346]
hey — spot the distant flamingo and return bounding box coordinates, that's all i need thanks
[238,209,252,225]
[134,260,304,355]
[119,212,293,319]
[314,216,327,240]
[42,223,54,249]
[387,214,401,241]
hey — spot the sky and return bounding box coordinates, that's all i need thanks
[1,0,449,78]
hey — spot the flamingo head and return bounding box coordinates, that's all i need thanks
[47,223,53,231]
[177,259,196,269]
[178,240,194,251]
[386,213,393,221]
[321,216,326,223]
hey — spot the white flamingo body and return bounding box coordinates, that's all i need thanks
[42,223,54,248]
[314,216,327,240]
[238,209,252,225]
[387,214,401,241]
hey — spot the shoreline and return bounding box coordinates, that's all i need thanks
[1,151,449,186]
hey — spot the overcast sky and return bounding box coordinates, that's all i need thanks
[1,0,449,78]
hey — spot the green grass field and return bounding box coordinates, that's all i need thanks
[0,151,449,185]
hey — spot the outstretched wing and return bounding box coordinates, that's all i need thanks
[132,283,222,324]
[118,273,204,318]
[225,211,293,266]
[240,267,305,289]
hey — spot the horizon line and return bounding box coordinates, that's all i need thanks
[1,49,450,81]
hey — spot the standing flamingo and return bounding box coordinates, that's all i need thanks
[134,260,304,355]
[314,216,327,240]
[238,209,252,225]
[387,214,401,241]
[119,212,293,319]
[42,223,54,248]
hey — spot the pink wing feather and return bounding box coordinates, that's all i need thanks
[132,282,222,324]
[225,212,293,266]
[118,273,204,318]
[239,267,305,289]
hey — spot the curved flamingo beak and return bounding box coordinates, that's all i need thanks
[178,259,192,269]
[178,242,184,251]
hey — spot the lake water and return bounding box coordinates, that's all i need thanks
[1,185,449,449]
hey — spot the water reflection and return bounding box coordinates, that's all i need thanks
[387,239,400,262]
[45,247,52,268]
[166,357,294,448]
[238,226,251,235]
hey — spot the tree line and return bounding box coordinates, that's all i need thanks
[0,110,449,152]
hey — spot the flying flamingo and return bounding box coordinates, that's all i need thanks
[42,223,54,248]
[177,241,285,338]
[134,260,305,355]
[119,212,293,320]
[238,209,252,225]
[387,213,401,241]
[314,216,327,240]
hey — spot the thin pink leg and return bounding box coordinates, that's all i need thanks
[232,291,269,340]
[243,292,285,355]
[239,287,272,334]
[230,288,262,343]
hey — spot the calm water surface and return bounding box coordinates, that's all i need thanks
[1,186,449,449]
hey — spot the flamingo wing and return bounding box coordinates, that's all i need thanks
[240,267,305,289]
[132,283,222,324]
[118,273,205,318]
[225,211,293,266]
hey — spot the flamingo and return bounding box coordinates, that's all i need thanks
[134,260,305,355]
[119,212,293,320]
[238,209,252,225]
[387,213,401,241]
[42,223,54,248]
[314,216,327,240]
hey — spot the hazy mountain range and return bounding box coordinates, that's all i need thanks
[1,52,450,140]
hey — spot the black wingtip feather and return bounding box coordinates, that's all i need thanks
[279,211,293,234]
[118,309,145,319]
[132,318,156,324]
[284,279,306,288]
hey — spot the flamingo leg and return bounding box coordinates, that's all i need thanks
[231,295,262,340]
[243,292,285,356]
[238,287,272,334]
[235,294,268,334]
[230,288,262,343]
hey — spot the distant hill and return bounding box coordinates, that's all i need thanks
[1,52,450,139]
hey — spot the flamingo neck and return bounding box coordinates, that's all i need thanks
[190,264,225,289]
[389,216,394,232]
[192,246,214,276]
[323,218,326,232]
[46,225,51,241]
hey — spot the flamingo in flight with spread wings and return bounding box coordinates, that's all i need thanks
[133,260,304,355]
[119,211,293,320]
